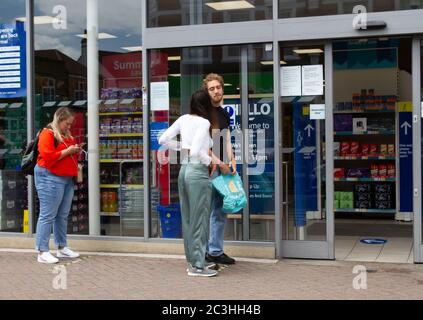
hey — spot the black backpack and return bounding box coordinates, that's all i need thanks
[21,128,58,175]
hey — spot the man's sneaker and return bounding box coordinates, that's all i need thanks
[206,252,235,265]
[56,247,80,258]
[187,267,217,277]
[186,262,216,272]
[37,251,59,264]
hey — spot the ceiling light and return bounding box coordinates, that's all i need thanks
[169,73,181,77]
[205,1,255,11]
[224,83,232,86]
[121,46,143,52]
[76,33,117,39]
[16,16,55,24]
[293,48,323,54]
[168,56,181,61]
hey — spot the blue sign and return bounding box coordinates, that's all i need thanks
[150,122,168,151]
[399,112,413,212]
[223,100,275,215]
[293,103,318,227]
[360,238,387,245]
[0,21,26,98]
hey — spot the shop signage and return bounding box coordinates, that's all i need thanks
[302,65,324,96]
[294,103,318,227]
[223,100,275,214]
[398,102,413,213]
[0,21,26,98]
[150,82,169,111]
[280,66,301,97]
[150,122,168,151]
[310,104,325,120]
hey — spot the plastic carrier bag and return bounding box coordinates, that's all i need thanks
[212,172,247,214]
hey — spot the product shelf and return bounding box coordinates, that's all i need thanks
[100,133,143,138]
[333,110,395,114]
[100,184,144,189]
[99,112,143,116]
[334,156,395,160]
[334,208,396,213]
[334,131,395,136]
[334,178,396,182]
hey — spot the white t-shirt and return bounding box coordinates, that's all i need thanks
[158,114,213,165]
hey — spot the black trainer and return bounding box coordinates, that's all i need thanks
[206,252,235,265]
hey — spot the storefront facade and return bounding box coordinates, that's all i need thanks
[1,0,423,262]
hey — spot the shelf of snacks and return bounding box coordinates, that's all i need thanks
[334,208,396,213]
[334,89,397,113]
[334,156,395,161]
[334,131,395,136]
[99,112,143,116]
[100,184,144,189]
[334,184,395,212]
[100,133,143,138]
[334,178,396,182]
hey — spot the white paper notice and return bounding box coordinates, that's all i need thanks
[280,66,301,97]
[151,82,169,111]
[310,104,325,120]
[302,65,324,96]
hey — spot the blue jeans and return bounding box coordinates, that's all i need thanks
[34,165,74,252]
[207,169,226,257]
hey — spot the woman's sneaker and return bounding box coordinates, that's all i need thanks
[37,251,59,264]
[187,267,218,277]
[186,262,216,272]
[56,247,80,258]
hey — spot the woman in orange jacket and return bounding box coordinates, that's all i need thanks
[35,107,83,264]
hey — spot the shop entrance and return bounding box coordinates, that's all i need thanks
[332,37,414,263]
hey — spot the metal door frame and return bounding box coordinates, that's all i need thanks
[412,37,422,263]
[278,41,335,260]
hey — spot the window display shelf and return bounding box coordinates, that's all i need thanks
[334,131,395,136]
[99,112,143,116]
[334,208,396,213]
[100,184,144,188]
[334,178,396,182]
[334,156,395,160]
[100,133,143,138]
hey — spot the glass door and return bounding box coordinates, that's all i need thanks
[279,42,334,259]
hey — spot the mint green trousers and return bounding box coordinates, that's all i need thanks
[178,159,212,269]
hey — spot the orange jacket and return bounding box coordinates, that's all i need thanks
[37,128,78,177]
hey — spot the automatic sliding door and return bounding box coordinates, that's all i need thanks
[280,42,334,259]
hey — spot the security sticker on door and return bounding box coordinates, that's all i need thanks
[310,104,325,120]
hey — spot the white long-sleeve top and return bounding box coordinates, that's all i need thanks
[158,114,213,165]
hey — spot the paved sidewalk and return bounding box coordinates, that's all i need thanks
[0,250,423,300]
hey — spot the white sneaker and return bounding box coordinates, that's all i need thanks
[56,247,80,258]
[38,251,59,264]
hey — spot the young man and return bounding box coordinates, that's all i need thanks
[203,73,236,265]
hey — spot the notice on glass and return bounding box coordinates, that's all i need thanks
[151,82,169,111]
[310,104,325,120]
[280,66,301,97]
[302,65,323,96]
